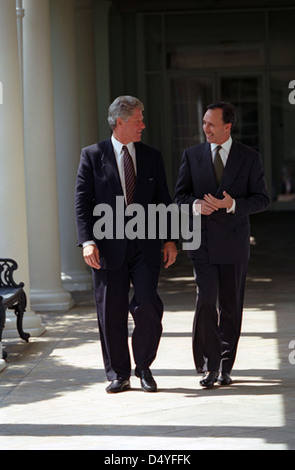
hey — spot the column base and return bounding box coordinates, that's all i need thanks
[30,288,74,312]
[61,270,93,292]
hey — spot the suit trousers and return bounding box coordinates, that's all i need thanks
[92,240,163,381]
[191,261,248,374]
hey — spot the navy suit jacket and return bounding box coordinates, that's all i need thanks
[75,138,174,270]
[174,140,270,264]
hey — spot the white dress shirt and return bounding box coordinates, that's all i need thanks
[193,136,236,215]
[210,136,232,167]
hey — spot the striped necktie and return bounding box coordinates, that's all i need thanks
[122,145,136,205]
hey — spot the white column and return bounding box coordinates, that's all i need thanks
[22,0,74,311]
[50,0,92,291]
[0,0,44,339]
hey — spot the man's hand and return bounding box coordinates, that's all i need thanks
[197,198,218,215]
[204,191,234,210]
[163,242,178,269]
[83,244,101,270]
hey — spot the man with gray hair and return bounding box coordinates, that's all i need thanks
[75,96,177,393]
[107,95,144,130]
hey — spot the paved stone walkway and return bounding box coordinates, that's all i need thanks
[0,212,294,450]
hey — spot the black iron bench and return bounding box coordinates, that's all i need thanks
[0,258,30,360]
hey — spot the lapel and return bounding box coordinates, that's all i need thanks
[216,140,244,196]
[133,142,146,199]
[101,139,124,197]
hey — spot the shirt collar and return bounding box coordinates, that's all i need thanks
[111,134,135,155]
[210,136,232,154]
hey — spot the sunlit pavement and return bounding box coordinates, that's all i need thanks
[0,212,294,450]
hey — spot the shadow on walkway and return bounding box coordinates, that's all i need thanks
[0,211,294,450]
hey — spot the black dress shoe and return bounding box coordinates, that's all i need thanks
[105,378,130,394]
[218,372,233,386]
[135,368,157,392]
[200,371,218,388]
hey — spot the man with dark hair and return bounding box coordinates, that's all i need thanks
[174,101,269,388]
[206,101,237,128]
[75,96,177,393]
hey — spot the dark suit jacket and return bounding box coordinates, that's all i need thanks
[174,140,270,264]
[75,138,174,270]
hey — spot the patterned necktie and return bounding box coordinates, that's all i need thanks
[122,145,136,205]
[213,145,224,185]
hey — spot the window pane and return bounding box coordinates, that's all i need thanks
[220,76,263,152]
[145,74,163,149]
[170,76,213,181]
[271,72,295,207]
[269,10,295,67]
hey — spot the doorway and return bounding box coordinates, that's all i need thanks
[169,73,264,185]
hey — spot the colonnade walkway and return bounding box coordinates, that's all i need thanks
[0,212,294,451]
